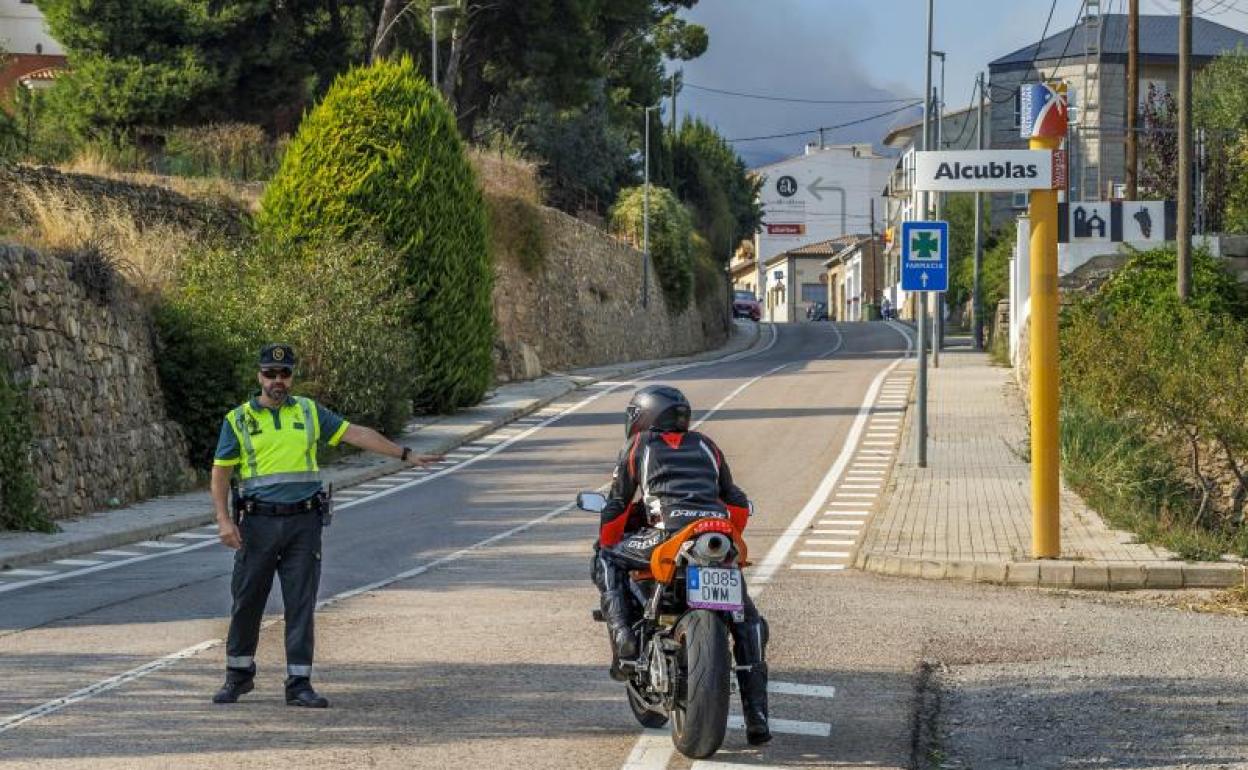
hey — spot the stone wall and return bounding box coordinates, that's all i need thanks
[0,244,194,521]
[0,163,249,238]
[492,206,730,381]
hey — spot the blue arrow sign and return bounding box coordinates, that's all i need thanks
[901,220,949,292]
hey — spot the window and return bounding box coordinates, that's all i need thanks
[800,283,824,304]
[1067,87,1079,125]
[1012,191,1029,209]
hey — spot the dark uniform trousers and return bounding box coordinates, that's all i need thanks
[226,509,322,683]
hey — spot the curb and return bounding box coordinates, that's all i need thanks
[0,323,766,571]
[856,552,1248,590]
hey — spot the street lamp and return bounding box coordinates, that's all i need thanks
[642,103,660,308]
[431,4,456,91]
[931,49,946,360]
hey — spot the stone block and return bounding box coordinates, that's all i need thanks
[1071,564,1110,590]
[946,561,977,582]
[974,562,1008,584]
[897,558,924,578]
[919,560,948,580]
[1038,562,1076,588]
[1182,564,1242,588]
[1143,564,1184,589]
[1006,562,1040,586]
[1107,565,1147,590]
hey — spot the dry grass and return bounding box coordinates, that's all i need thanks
[9,182,195,291]
[61,150,264,212]
[468,147,542,205]
[1179,585,1248,616]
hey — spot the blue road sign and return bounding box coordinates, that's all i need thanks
[901,220,949,292]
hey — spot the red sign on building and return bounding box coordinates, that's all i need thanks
[766,224,805,235]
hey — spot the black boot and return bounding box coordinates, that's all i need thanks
[212,666,255,704]
[598,556,638,677]
[732,614,771,745]
[285,676,329,708]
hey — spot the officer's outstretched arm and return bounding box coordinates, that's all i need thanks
[340,424,439,467]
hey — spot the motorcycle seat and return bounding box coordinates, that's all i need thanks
[606,527,665,569]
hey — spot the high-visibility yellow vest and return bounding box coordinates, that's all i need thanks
[226,397,322,492]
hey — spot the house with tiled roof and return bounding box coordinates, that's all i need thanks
[0,0,66,102]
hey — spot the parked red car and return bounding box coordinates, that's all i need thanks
[733,290,762,321]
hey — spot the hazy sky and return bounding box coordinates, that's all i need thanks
[674,0,1248,168]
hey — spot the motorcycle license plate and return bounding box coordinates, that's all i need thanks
[686,567,743,611]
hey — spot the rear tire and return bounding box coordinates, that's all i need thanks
[670,610,731,759]
[627,683,668,728]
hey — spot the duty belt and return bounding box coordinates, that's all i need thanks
[242,497,323,517]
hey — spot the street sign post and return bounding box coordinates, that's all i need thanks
[901,220,949,292]
[1022,81,1068,560]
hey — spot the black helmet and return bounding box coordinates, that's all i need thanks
[625,385,691,437]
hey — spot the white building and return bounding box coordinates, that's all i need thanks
[752,143,894,272]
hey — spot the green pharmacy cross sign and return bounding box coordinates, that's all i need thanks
[901,220,949,292]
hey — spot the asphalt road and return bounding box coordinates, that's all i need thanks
[4,321,1246,770]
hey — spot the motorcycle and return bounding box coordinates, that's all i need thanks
[578,491,750,759]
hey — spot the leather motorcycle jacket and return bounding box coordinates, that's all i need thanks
[599,429,750,547]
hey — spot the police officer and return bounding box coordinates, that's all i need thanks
[210,343,437,707]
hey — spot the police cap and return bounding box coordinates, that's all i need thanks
[259,343,297,369]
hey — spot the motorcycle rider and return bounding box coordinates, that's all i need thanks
[592,384,772,746]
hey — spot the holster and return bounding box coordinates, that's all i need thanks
[319,485,334,528]
[229,478,243,526]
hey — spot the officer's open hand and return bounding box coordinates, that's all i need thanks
[218,520,242,550]
[407,453,441,468]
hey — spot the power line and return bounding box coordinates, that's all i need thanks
[682,82,921,105]
[943,80,983,150]
[726,101,923,143]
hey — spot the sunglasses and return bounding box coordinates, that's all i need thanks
[260,368,293,380]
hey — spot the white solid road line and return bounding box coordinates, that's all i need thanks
[134,541,183,549]
[621,728,673,770]
[840,483,880,489]
[172,532,217,540]
[792,564,847,571]
[726,714,832,737]
[53,559,103,567]
[812,529,860,535]
[769,680,836,698]
[797,551,851,558]
[2,569,53,577]
[94,550,141,557]
[828,501,869,507]
[806,539,856,546]
[834,493,876,499]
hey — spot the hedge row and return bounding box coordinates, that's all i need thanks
[1060,246,1248,558]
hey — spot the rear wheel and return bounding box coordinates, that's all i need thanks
[670,610,731,759]
[627,683,668,728]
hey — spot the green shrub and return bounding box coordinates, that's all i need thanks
[691,232,723,306]
[155,236,415,470]
[610,185,694,313]
[260,57,494,413]
[0,370,51,532]
[1092,245,1248,319]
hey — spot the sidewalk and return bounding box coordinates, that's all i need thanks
[0,322,763,571]
[855,340,1248,590]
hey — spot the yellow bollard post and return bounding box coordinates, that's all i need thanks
[1029,132,1061,559]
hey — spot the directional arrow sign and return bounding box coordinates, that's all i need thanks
[901,220,948,292]
[805,176,843,202]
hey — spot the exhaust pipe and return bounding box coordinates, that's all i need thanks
[691,533,731,563]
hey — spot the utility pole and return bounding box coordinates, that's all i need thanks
[430,4,456,91]
[1126,0,1139,199]
[917,0,933,469]
[973,72,985,350]
[932,52,946,363]
[643,105,659,308]
[870,198,878,317]
[1178,0,1193,301]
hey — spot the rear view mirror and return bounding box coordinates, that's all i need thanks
[577,491,607,513]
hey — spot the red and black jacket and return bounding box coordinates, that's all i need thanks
[599,429,751,547]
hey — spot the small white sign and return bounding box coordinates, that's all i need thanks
[915,150,1055,192]
[1069,201,1112,242]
